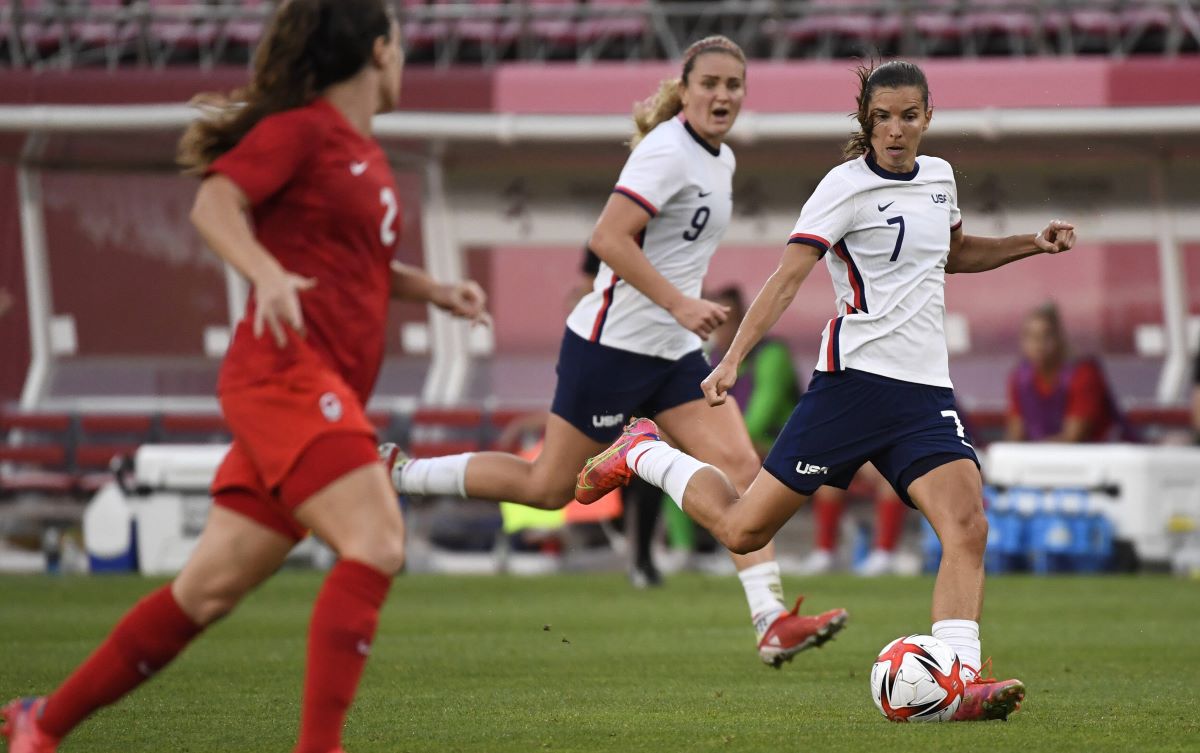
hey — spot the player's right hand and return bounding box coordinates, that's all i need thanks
[670,296,730,340]
[252,268,317,348]
[701,359,738,407]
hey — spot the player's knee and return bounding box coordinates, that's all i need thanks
[179,576,249,626]
[721,522,771,555]
[529,473,576,510]
[345,536,406,575]
[942,505,988,557]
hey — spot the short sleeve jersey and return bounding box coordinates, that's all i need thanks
[566,116,735,360]
[208,98,401,403]
[788,152,962,388]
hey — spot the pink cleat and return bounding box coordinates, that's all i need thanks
[757,596,849,668]
[575,417,661,504]
[952,660,1026,721]
[2,698,59,753]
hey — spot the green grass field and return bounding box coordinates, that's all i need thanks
[2,573,1198,752]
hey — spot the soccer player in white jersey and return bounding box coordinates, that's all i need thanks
[578,60,1078,721]
[382,35,846,666]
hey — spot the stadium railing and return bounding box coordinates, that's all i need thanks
[3,0,1198,69]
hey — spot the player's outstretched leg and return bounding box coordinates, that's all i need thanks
[577,417,849,667]
[3,507,294,751]
[909,458,1025,721]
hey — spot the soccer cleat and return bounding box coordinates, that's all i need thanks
[378,442,409,493]
[952,659,1026,721]
[2,697,59,753]
[757,596,849,668]
[575,417,661,504]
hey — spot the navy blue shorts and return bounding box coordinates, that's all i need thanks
[551,328,711,442]
[763,369,980,509]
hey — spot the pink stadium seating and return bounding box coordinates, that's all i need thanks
[961,0,1038,55]
[220,0,270,52]
[781,0,890,58]
[146,0,219,66]
[529,0,583,55]
[912,0,967,55]
[578,0,648,60]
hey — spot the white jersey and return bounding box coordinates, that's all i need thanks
[788,153,962,388]
[566,116,735,360]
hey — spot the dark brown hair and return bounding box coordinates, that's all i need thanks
[178,0,392,174]
[843,60,930,160]
[630,35,746,150]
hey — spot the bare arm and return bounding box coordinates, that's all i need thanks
[588,194,729,339]
[946,220,1076,274]
[702,245,822,406]
[190,175,314,347]
[390,261,490,325]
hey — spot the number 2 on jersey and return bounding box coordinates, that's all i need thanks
[380,187,399,246]
[887,215,905,261]
[682,206,709,241]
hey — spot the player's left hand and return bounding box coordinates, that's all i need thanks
[1034,220,1076,254]
[433,280,492,327]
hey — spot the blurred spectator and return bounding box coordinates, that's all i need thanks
[1006,302,1132,442]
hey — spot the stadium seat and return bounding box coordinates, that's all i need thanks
[159,413,230,442]
[217,0,271,59]
[960,0,1038,56]
[447,0,519,64]
[146,0,220,67]
[776,0,893,59]
[400,0,444,58]
[578,0,647,62]
[14,0,68,62]
[1118,0,1179,55]
[910,0,966,56]
[1065,0,1121,54]
[408,407,485,458]
[73,0,143,69]
[76,413,155,472]
[527,0,583,59]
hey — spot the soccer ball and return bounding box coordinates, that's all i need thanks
[870,634,965,722]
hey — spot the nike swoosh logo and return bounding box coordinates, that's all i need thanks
[877,201,894,212]
[350,161,368,176]
[698,189,712,197]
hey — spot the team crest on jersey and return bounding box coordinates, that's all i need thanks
[319,392,343,422]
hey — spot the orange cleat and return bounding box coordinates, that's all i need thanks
[952,659,1025,721]
[575,417,661,504]
[757,596,849,668]
[2,698,59,753]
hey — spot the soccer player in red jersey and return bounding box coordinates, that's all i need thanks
[2,3,486,752]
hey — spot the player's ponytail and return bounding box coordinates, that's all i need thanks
[629,35,745,151]
[178,0,391,174]
[843,60,930,161]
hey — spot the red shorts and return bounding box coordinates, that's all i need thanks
[211,365,380,541]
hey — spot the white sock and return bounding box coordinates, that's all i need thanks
[397,453,473,497]
[625,440,711,509]
[738,561,787,638]
[932,619,981,680]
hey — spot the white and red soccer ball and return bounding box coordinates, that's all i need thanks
[870,634,965,722]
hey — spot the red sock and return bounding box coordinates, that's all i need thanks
[874,495,906,551]
[814,499,842,552]
[295,559,392,753]
[39,584,202,739]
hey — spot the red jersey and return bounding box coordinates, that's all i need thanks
[208,98,401,402]
[1007,358,1117,442]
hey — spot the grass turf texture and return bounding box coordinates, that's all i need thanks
[1,573,1197,752]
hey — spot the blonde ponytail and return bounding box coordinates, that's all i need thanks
[630,78,683,150]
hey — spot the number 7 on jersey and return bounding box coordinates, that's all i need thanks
[886,215,905,262]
